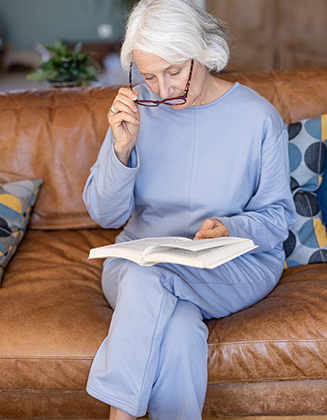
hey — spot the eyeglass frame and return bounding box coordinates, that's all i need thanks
[129,59,194,107]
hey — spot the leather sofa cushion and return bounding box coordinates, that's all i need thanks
[207,263,327,384]
[1,229,327,394]
[0,229,117,418]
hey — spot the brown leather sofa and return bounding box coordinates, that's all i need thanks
[1,67,327,420]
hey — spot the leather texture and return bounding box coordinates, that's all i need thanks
[1,67,327,419]
[1,67,327,231]
[0,87,116,230]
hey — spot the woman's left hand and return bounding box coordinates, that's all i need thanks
[194,218,229,240]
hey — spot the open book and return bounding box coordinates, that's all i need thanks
[88,236,257,269]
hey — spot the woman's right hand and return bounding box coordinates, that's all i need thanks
[108,87,140,166]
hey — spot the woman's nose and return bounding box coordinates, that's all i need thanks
[157,79,173,99]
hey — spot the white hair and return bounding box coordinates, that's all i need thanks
[120,0,230,73]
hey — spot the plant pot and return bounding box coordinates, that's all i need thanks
[48,79,83,88]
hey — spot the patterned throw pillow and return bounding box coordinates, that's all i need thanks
[0,178,43,283]
[284,114,327,267]
[288,114,327,192]
[284,191,327,266]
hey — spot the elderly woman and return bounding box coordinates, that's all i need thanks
[83,1,295,419]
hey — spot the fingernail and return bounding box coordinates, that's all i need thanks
[131,93,138,100]
[133,105,138,111]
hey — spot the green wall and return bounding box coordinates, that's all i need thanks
[0,0,128,51]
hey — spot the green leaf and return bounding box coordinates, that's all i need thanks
[27,40,100,85]
[74,41,83,55]
[26,68,48,81]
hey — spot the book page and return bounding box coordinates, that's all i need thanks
[88,236,191,260]
[109,237,191,253]
[146,247,212,267]
[144,241,257,269]
[167,236,250,252]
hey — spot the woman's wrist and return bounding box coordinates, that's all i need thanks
[114,143,134,167]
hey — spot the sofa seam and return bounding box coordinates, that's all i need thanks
[0,388,90,393]
[3,378,327,392]
[0,356,94,360]
[208,338,327,346]
[208,375,327,385]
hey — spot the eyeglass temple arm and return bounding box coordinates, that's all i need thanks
[183,59,194,97]
[129,62,133,90]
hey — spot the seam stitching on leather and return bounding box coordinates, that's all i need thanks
[208,339,327,346]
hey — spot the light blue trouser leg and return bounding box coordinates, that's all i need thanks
[87,260,178,417]
[147,299,208,420]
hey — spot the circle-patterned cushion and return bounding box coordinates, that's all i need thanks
[288,114,327,191]
[284,114,327,267]
[284,191,327,267]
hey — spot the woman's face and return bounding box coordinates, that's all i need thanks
[133,50,207,109]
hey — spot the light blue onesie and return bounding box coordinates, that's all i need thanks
[83,82,296,419]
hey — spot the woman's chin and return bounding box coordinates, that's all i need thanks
[170,103,189,110]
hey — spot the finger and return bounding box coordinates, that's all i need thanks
[194,218,229,240]
[118,87,139,100]
[201,218,218,230]
[194,229,214,240]
[195,218,218,236]
[114,88,139,109]
[110,110,140,128]
[108,101,139,121]
[194,219,215,240]
[194,227,224,240]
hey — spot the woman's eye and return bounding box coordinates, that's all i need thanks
[170,70,181,77]
[144,76,154,81]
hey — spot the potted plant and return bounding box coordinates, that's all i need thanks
[27,40,100,87]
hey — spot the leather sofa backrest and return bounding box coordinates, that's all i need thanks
[1,67,327,230]
[1,87,116,229]
[221,67,327,124]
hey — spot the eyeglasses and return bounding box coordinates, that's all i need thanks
[129,59,194,107]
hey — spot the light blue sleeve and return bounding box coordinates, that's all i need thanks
[218,128,296,254]
[83,128,139,229]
